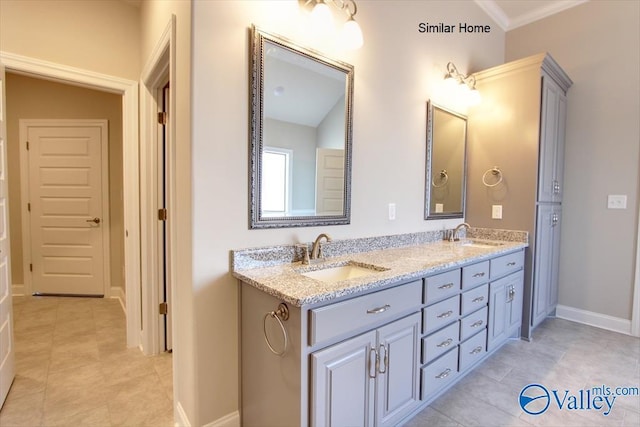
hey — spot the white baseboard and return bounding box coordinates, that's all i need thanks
[175,401,191,427]
[110,286,126,313]
[555,304,632,335]
[202,411,240,427]
[12,283,26,296]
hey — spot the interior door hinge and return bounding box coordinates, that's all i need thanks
[158,208,167,221]
[158,112,167,125]
[27,202,31,212]
[26,141,30,150]
[29,263,33,272]
[159,302,168,315]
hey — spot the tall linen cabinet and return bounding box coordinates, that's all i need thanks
[465,53,572,339]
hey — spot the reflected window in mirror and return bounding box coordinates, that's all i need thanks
[250,26,354,228]
[425,101,467,220]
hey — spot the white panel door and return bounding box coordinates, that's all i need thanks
[315,148,344,215]
[25,121,108,296]
[0,63,16,408]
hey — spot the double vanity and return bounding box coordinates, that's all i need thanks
[233,228,528,426]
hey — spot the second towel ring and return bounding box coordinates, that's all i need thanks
[482,167,503,187]
[432,169,449,188]
[263,303,289,356]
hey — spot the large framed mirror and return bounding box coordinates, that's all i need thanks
[425,100,467,220]
[249,26,354,229]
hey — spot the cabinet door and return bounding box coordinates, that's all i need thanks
[375,313,421,427]
[487,279,507,351]
[311,331,377,427]
[532,204,559,329]
[507,271,525,333]
[538,74,563,203]
[548,207,562,312]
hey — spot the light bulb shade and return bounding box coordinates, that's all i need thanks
[311,1,333,34]
[443,74,459,92]
[467,87,481,106]
[341,18,363,49]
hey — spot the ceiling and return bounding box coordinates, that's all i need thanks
[473,0,588,31]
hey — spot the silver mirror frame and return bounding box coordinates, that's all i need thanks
[424,100,467,220]
[249,26,354,229]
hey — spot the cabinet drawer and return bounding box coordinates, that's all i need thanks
[460,306,487,341]
[309,280,422,346]
[422,295,460,335]
[424,269,460,305]
[459,329,487,372]
[461,284,488,316]
[490,250,524,279]
[422,322,459,364]
[421,347,459,400]
[462,261,489,290]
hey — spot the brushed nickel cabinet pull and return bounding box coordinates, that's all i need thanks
[438,282,455,290]
[507,261,516,266]
[472,272,485,278]
[367,304,390,314]
[470,346,483,355]
[471,320,484,328]
[472,296,485,303]
[435,368,452,379]
[437,338,453,348]
[437,310,454,319]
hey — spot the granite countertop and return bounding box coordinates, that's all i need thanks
[232,236,528,308]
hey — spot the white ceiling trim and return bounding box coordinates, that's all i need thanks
[475,0,589,31]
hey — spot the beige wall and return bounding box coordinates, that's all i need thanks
[506,1,640,320]
[191,1,504,423]
[5,73,125,296]
[0,0,140,80]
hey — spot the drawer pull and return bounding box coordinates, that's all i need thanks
[471,320,484,328]
[472,272,486,278]
[437,338,453,348]
[437,310,454,319]
[367,304,391,314]
[369,348,378,379]
[438,282,455,290]
[472,296,485,303]
[435,368,452,379]
[507,262,517,266]
[470,346,483,355]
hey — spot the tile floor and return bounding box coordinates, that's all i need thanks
[406,318,640,427]
[0,296,174,427]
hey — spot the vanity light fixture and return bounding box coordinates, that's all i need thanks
[299,0,364,49]
[444,62,481,106]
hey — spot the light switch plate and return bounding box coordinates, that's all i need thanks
[607,195,627,209]
[388,203,396,220]
[492,205,503,219]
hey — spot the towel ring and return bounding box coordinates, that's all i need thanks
[432,169,449,188]
[482,167,503,187]
[263,303,289,356]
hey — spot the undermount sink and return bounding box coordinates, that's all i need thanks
[459,239,506,249]
[298,262,387,283]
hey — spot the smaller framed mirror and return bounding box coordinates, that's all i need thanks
[249,26,354,229]
[425,101,467,220]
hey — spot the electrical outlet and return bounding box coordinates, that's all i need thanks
[435,203,444,213]
[388,203,396,220]
[607,195,627,209]
[492,205,503,219]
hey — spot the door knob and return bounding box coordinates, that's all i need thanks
[86,217,101,224]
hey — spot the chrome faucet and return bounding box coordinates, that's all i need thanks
[311,233,332,260]
[451,222,470,242]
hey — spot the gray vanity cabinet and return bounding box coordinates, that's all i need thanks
[311,312,421,427]
[532,204,562,328]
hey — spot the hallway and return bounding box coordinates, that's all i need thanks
[0,296,173,426]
